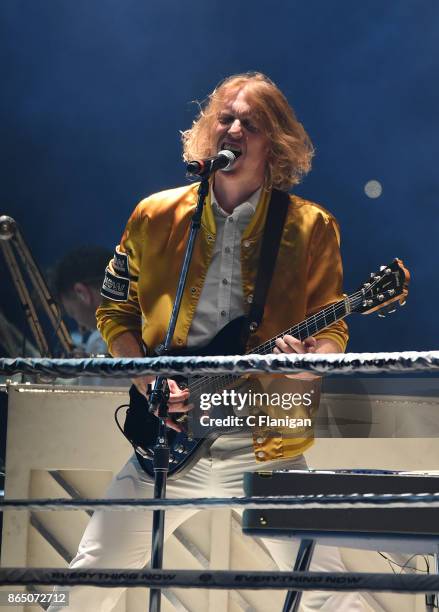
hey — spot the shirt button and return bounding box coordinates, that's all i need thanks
[257,451,265,459]
[190,287,197,294]
[221,310,227,317]
[222,278,228,285]
[228,217,234,223]
[207,234,214,242]
[224,246,231,254]
[256,436,265,444]
[247,294,253,304]
[177,339,183,345]
[243,240,251,248]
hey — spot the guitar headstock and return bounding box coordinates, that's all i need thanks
[353,258,410,316]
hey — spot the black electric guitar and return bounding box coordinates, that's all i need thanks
[122,258,409,479]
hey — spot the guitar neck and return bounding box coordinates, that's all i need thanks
[188,292,363,398]
[251,292,362,356]
[188,256,408,397]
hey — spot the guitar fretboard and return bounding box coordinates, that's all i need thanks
[188,291,364,399]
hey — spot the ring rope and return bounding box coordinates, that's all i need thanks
[2,492,439,512]
[1,568,439,592]
[1,350,439,378]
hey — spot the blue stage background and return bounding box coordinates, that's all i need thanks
[1,1,438,352]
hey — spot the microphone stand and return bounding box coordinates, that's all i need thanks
[148,175,210,612]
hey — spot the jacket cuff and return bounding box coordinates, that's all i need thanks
[313,331,347,352]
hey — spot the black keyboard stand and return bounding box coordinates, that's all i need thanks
[282,539,315,612]
[426,554,439,610]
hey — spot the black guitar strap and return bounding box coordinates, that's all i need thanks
[244,188,290,340]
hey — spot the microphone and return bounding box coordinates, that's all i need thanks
[186,150,240,176]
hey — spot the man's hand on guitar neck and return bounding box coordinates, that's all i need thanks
[273,335,341,355]
[109,331,190,431]
[273,334,341,379]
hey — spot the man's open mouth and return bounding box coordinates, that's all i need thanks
[220,142,242,159]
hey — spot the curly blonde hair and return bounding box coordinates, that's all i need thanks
[181,72,314,191]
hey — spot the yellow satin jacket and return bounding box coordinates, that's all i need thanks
[96,182,349,461]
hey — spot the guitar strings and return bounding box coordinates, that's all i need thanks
[185,271,393,398]
[187,292,363,396]
[187,298,350,397]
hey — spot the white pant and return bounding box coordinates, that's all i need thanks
[49,436,369,611]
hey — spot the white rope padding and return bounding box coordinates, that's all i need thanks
[1,350,439,378]
[2,491,439,512]
[1,568,439,592]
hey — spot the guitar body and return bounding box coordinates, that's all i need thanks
[124,316,249,480]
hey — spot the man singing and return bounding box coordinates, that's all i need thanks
[54,73,369,611]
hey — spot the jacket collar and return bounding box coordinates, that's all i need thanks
[201,181,271,240]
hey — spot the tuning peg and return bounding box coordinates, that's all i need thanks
[378,294,384,301]
[363,282,371,289]
[385,268,392,275]
[380,265,386,271]
[387,289,395,296]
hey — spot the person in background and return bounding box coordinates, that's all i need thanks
[52,245,112,356]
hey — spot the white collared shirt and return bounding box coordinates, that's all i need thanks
[187,186,261,348]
